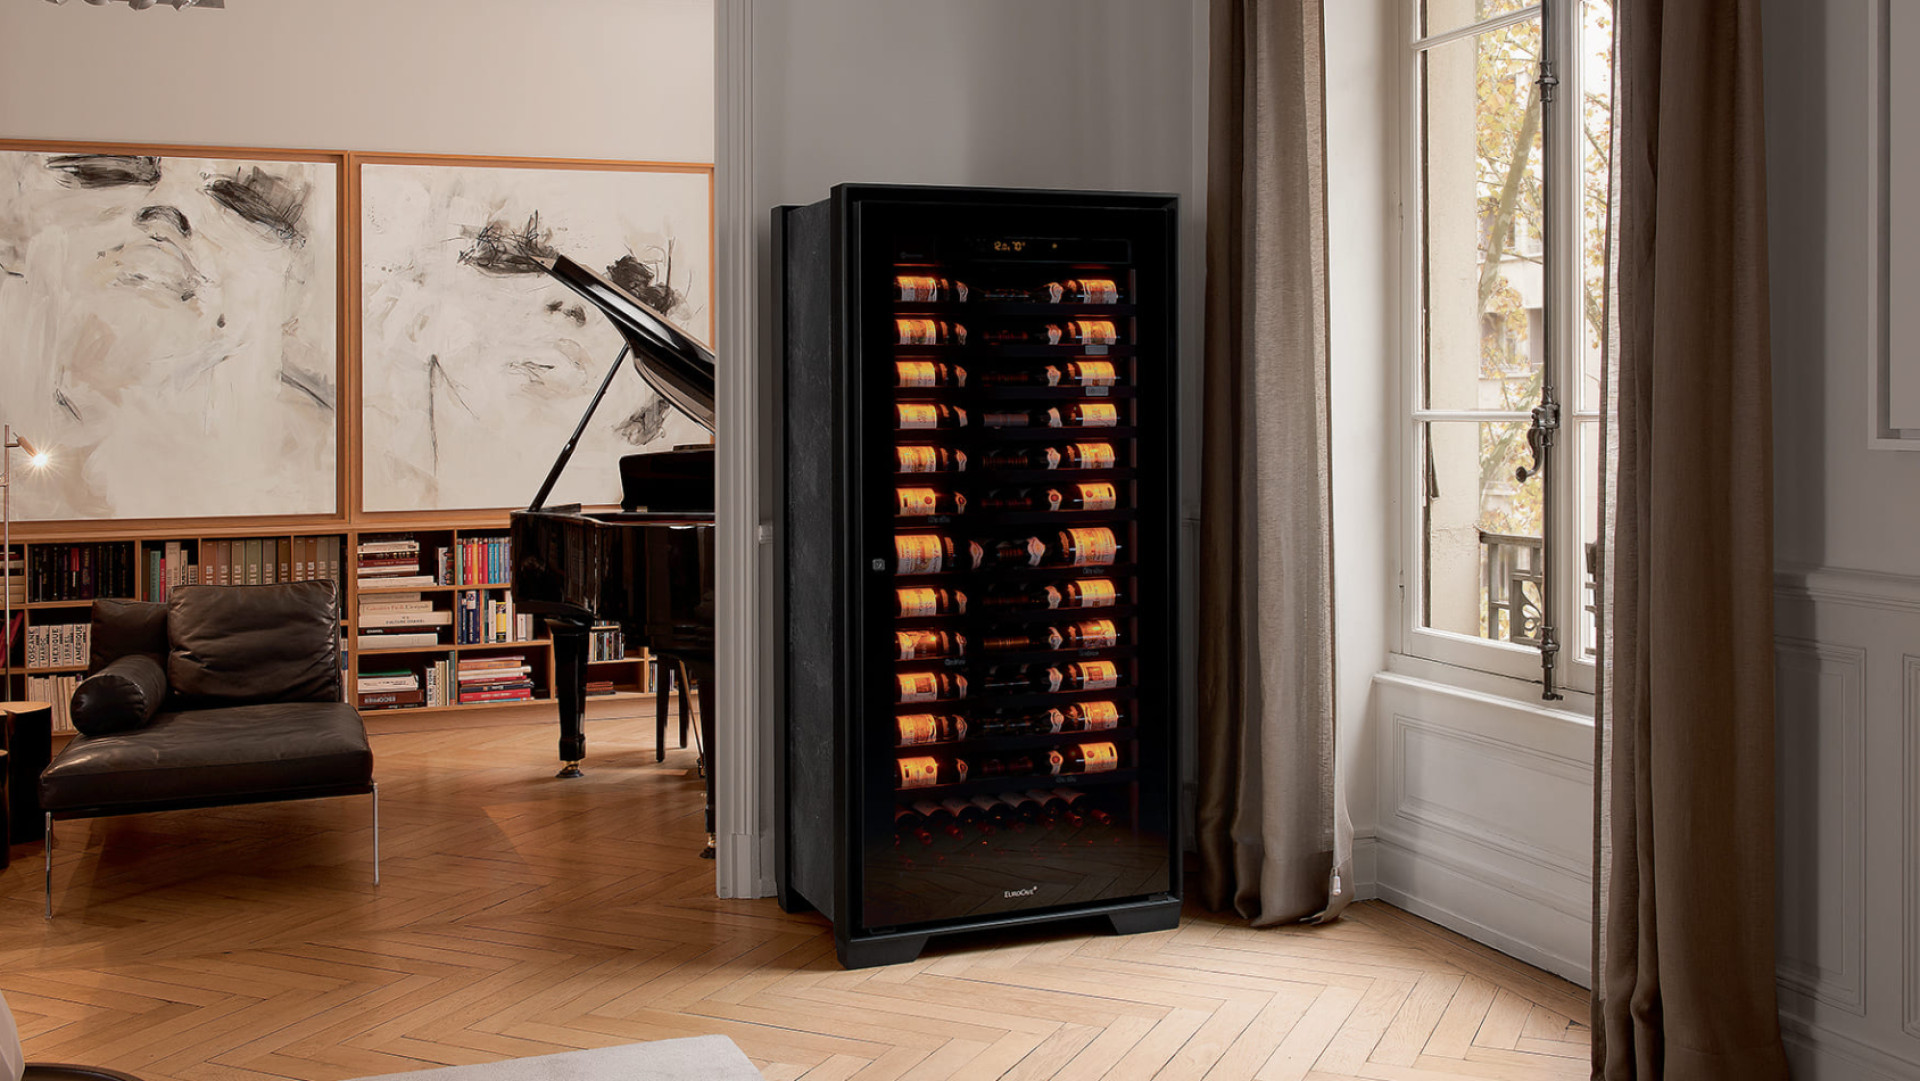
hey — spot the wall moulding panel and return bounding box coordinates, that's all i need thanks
[1772,566,1920,1078]
[1371,672,1594,985]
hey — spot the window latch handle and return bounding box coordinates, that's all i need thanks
[1514,391,1561,483]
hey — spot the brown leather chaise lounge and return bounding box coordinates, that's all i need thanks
[37,581,376,917]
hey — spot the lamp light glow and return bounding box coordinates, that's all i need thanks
[15,435,47,470]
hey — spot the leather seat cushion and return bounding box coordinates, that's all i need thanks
[39,702,371,813]
[89,598,168,672]
[168,581,341,705]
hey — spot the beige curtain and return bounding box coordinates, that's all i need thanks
[1198,0,1349,927]
[1593,0,1789,1076]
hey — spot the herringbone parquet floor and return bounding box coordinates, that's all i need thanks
[0,707,1590,1081]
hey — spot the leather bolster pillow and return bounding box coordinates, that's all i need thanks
[70,653,169,736]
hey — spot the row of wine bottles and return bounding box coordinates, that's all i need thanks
[895,619,1120,658]
[895,482,1120,518]
[894,618,1121,652]
[897,741,1120,789]
[895,577,1119,618]
[895,275,1124,305]
[894,528,1120,574]
[896,660,1122,704]
[894,320,1123,347]
[896,442,1118,474]
[896,787,1115,843]
[896,701,1123,746]
[896,402,1120,430]
[895,360,1120,389]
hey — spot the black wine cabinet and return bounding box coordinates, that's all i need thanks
[777,184,1182,968]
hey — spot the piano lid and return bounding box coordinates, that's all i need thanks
[542,253,716,432]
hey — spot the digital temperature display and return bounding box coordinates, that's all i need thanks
[965,237,1133,262]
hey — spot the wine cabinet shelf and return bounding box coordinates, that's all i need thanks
[893,767,1141,804]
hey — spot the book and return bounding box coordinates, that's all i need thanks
[278,538,292,583]
[356,675,420,692]
[458,688,535,704]
[360,593,425,605]
[359,609,452,628]
[359,689,426,708]
[359,600,435,615]
[356,631,439,650]
[357,540,420,556]
[360,575,437,589]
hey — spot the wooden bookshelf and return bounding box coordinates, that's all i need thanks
[1,519,658,723]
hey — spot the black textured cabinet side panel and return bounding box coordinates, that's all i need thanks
[781,200,838,920]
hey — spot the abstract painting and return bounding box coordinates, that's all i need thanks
[0,147,340,520]
[357,160,711,512]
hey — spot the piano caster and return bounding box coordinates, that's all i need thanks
[701,834,716,860]
[557,761,584,779]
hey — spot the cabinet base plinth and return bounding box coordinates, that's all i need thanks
[1106,897,1181,936]
[839,933,930,969]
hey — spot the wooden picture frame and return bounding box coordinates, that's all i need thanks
[0,139,351,536]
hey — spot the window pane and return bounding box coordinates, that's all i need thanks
[1421,420,1545,644]
[1579,0,1615,412]
[1420,0,1538,39]
[1578,419,1600,660]
[1420,18,1545,412]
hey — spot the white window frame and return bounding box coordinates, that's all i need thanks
[1396,0,1601,699]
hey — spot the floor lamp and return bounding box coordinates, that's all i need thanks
[3,425,49,693]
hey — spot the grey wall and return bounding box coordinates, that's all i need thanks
[0,0,714,161]
[1764,0,1920,1076]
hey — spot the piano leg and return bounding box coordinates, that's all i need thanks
[550,619,591,778]
[685,658,718,860]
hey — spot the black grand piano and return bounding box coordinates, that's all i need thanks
[509,254,719,855]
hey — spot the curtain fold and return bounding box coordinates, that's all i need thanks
[1594,0,1789,1076]
[1198,0,1349,927]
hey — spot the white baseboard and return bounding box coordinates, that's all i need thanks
[1352,833,1379,901]
[1780,1011,1920,1081]
[1372,831,1591,987]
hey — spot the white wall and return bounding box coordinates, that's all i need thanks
[0,0,714,161]
[1325,0,1400,900]
[1765,0,1920,1077]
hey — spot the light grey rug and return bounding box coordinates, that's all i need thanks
[348,1036,762,1080]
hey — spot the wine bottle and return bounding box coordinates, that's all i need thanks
[895,403,968,430]
[1038,278,1122,304]
[895,487,968,517]
[897,754,968,788]
[896,671,969,703]
[894,534,984,574]
[1045,741,1119,775]
[976,360,1119,388]
[1044,402,1121,428]
[969,794,1022,829]
[1062,619,1120,648]
[895,586,968,617]
[913,798,965,837]
[895,318,967,345]
[1048,785,1115,824]
[896,446,969,473]
[983,527,1120,569]
[896,713,969,745]
[894,275,968,302]
[980,484,1114,513]
[1036,660,1121,692]
[997,790,1047,822]
[971,707,1066,736]
[976,753,1037,778]
[981,321,1119,345]
[981,627,1067,652]
[895,629,967,660]
[1064,700,1123,731]
[894,805,935,845]
[978,664,1044,694]
[979,578,1121,611]
[895,360,969,388]
[981,443,1117,471]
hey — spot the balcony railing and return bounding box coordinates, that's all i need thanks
[1478,530,1600,657]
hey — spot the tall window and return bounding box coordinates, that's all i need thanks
[1406,0,1612,697]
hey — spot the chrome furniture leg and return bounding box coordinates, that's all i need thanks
[371,783,380,886]
[43,812,52,919]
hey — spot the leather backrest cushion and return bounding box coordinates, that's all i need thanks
[89,598,168,672]
[70,653,168,735]
[167,581,341,704]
